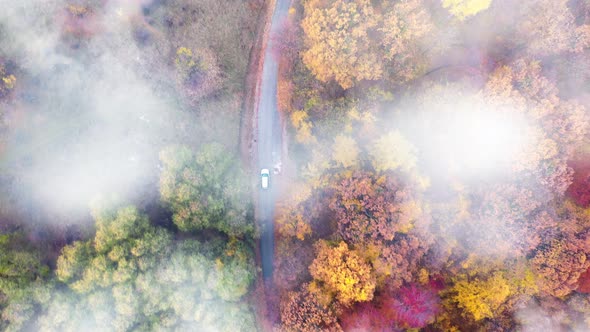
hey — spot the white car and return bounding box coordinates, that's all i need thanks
[261,169,270,189]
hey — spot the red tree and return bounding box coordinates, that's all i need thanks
[566,155,590,207]
[577,267,590,293]
[340,302,399,332]
[378,234,430,289]
[383,284,440,329]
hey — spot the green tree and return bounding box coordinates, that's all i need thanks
[0,233,50,331]
[51,206,256,331]
[57,206,172,293]
[159,143,254,236]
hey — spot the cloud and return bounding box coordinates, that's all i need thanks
[0,0,180,220]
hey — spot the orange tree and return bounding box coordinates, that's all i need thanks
[329,172,420,244]
[300,0,434,89]
[328,171,430,288]
[308,240,376,306]
[280,283,342,332]
[531,237,590,297]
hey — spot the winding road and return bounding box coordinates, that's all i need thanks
[258,0,290,280]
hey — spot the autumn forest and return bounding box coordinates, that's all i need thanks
[1,0,590,331]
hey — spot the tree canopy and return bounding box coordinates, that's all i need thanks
[309,240,376,306]
[300,0,434,89]
[442,0,493,20]
[159,143,254,236]
[50,205,257,331]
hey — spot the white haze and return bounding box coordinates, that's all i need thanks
[0,0,179,219]
[0,1,254,331]
[392,86,533,182]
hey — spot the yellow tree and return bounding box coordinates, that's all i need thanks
[379,0,434,83]
[276,208,312,241]
[290,110,316,144]
[450,272,512,321]
[331,135,359,168]
[0,63,15,100]
[276,182,316,240]
[309,240,376,306]
[301,0,382,89]
[369,131,417,173]
[442,0,493,20]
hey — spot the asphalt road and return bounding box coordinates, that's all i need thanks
[258,0,290,280]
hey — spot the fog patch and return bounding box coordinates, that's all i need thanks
[389,85,534,183]
[0,0,181,220]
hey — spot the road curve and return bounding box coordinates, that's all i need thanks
[258,0,290,280]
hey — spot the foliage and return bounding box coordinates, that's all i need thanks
[339,284,439,330]
[60,2,99,47]
[290,110,316,144]
[384,284,440,329]
[174,46,222,102]
[276,182,314,240]
[379,0,434,83]
[340,302,397,332]
[280,284,342,332]
[276,205,312,241]
[515,0,588,56]
[301,0,381,89]
[0,63,15,100]
[577,267,590,293]
[374,234,431,289]
[327,172,429,289]
[309,240,376,306]
[369,131,418,173]
[300,0,434,88]
[331,135,359,169]
[450,271,512,321]
[531,238,590,297]
[0,233,50,331]
[330,172,421,244]
[0,233,48,297]
[274,238,314,291]
[485,59,588,196]
[52,206,256,331]
[56,205,172,293]
[453,183,549,258]
[566,156,590,207]
[271,17,301,62]
[159,144,253,236]
[442,0,493,20]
